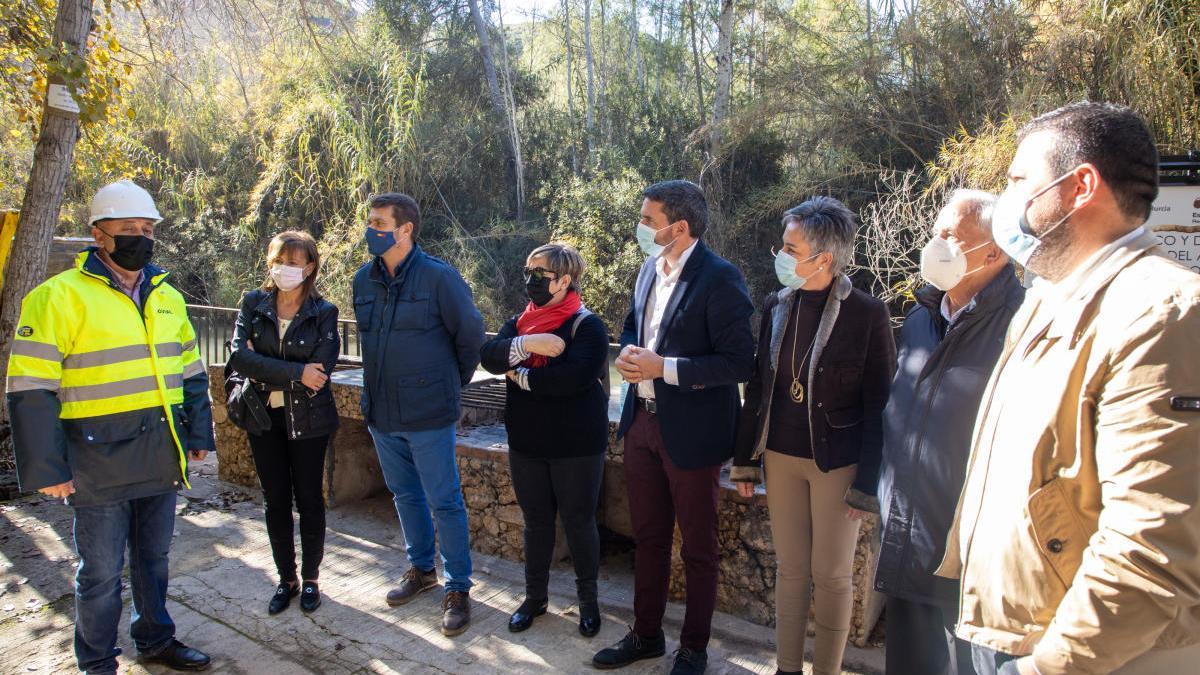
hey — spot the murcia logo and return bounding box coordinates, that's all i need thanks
[17,326,33,337]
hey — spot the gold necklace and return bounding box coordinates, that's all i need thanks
[788,296,818,404]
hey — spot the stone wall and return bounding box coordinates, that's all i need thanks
[208,365,884,646]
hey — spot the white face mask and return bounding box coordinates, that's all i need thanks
[270,264,307,291]
[919,236,990,291]
[636,222,677,258]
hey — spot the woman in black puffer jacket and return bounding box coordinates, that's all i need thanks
[228,230,340,615]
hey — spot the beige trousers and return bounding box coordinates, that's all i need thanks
[765,450,861,675]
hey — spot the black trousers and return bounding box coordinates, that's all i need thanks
[885,595,977,675]
[508,451,605,606]
[248,407,329,583]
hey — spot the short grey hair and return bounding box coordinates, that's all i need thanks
[781,196,858,274]
[527,242,586,291]
[943,189,998,240]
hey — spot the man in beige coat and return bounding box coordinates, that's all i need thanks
[937,102,1200,675]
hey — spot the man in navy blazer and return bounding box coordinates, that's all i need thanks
[592,180,755,675]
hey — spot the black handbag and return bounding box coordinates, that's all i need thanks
[223,345,271,434]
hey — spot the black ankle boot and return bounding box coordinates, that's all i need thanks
[508,598,548,633]
[578,603,602,638]
[576,579,601,637]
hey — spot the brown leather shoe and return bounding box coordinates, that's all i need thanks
[386,567,438,607]
[441,590,471,636]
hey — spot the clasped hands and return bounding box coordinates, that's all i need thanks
[615,345,665,384]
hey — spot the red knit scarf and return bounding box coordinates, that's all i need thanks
[515,290,582,368]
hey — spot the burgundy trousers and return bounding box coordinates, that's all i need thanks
[623,408,721,650]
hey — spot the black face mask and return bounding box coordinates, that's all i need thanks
[100,230,155,271]
[525,275,556,307]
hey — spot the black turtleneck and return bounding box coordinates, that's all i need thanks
[767,285,832,457]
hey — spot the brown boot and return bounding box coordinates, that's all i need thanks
[386,567,438,607]
[441,590,471,636]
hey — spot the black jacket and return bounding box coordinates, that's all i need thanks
[731,275,897,512]
[351,246,485,432]
[480,310,610,458]
[228,289,340,440]
[617,241,756,470]
[874,267,1025,606]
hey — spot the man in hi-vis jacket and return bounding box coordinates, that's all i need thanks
[8,180,216,674]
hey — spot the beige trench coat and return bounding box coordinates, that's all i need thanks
[937,231,1200,675]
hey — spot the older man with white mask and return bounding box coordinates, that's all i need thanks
[874,190,1025,675]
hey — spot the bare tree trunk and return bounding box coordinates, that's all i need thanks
[467,0,524,219]
[0,0,94,430]
[599,0,611,145]
[711,0,734,153]
[564,0,579,174]
[655,0,665,96]
[746,0,756,97]
[687,0,706,124]
[630,0,645,89]
[494,0,526,220]
[584,0,596,157]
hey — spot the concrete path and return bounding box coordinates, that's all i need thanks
[0,457,884,674]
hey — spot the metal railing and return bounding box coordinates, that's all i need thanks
[185,305,363,368]
[186,303,625,406]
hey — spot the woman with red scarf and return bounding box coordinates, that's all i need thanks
[480,243,610,638]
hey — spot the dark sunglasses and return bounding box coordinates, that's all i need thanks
[523,267,558,281]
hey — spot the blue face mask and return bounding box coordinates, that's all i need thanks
[636,222,677,258]
[774,249,820,290]
[365,227,397,257]
[989,169,1079,268]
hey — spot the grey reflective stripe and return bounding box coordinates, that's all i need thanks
[11,340,64,362]
[155,342,184,358]
[59,373,185,403]
[63,344,152,369]
[7,375,61,393]
[182,360,206,378]
[182,339,197,352]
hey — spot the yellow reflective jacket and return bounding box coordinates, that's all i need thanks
[6,248,215,505]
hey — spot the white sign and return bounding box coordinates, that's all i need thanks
[46,84,80,114]
[1147,184,1200,274]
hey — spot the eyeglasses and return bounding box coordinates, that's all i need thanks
[772,246,821,262]
[523,267,557,281]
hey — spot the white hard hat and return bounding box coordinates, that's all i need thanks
[88,179,163,226]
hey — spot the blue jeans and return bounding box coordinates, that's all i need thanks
[369,424,473,592]
[73,492,177,674]
[971,642,1021,675]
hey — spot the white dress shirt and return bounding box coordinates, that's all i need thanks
[637,240,698,399]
